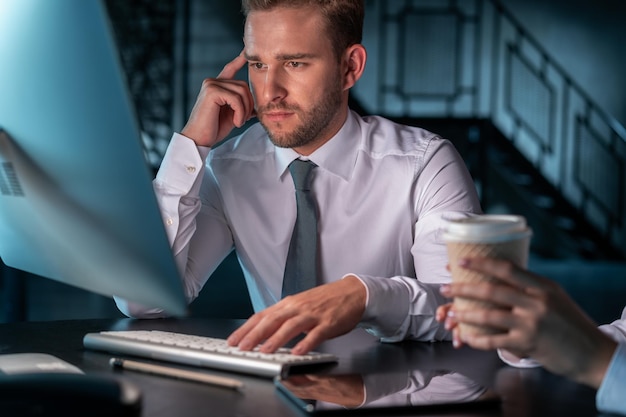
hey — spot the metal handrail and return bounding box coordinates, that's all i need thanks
[358,0,625,256]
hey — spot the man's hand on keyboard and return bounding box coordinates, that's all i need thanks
[227,276,367,355]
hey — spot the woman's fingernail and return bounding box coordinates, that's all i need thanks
[440,284,451,295]
[458,258,470,268]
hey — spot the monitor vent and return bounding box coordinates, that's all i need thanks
[0,162,24,197]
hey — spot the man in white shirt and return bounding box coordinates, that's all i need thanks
[437,257,626,415]
[116,0,481,354]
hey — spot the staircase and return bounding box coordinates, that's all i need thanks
[354,0,626,260]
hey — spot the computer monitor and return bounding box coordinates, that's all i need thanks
[0,0,187,315]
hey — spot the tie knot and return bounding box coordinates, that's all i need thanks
[288,159,316,191]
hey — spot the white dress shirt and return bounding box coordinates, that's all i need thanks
[360,370,487,408]
[117,111,481,342]
[599,307,626,343]
[597,308,626,415]
[597,342,626,415]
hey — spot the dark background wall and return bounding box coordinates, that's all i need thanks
[503,0,626,126]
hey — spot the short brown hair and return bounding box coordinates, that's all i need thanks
[241,0,364,60]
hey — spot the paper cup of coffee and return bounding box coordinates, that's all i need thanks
[443,215,532,338]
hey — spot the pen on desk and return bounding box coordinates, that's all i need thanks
[109,357,244,390]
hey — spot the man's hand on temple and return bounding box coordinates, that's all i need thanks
[181,51,255,147]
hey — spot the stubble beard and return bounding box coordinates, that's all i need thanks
[258,80,343,149]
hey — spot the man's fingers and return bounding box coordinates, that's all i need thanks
[214,50,254,124]
[228,306,302,352]
[181,72,254,146]
[227,312,263,346]
[291,326,331,355]
[216,91,253,127]
[261,315,317,354]
[207,78,254,125]
[217,51,248,80]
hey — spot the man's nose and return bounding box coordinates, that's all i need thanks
[262,67,287,103]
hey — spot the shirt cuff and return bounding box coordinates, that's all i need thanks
[361,372,411,405]
[596,343,626,415]
[347,274,410,340]
[155,132,209,195]
[497,349,541,368]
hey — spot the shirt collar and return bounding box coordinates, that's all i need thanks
[274,110,361,181]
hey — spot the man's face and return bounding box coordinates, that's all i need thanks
[244,7,348,155]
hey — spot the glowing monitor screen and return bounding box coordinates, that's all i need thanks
[0,0,186,315]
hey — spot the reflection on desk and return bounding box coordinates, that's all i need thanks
[277,369,499,415]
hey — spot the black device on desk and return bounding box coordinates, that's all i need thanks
[0,353,141,417]
[0,0,186,314]
[0,373,142,417]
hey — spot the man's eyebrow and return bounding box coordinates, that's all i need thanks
[244,52,259,61]
[276,53,317,61]
[243,52,317,61]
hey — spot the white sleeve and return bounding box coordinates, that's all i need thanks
[357,140,482,341]
[362,371,486,406]
[496,349,541,368]
[596,343,626,415]
[599,307,626,343]
[115,133,233,318]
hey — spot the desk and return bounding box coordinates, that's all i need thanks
[0,318,599,416]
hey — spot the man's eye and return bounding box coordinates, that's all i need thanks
[250,62,264,69]
[288,61,303,68]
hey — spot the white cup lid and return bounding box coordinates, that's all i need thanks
[443,215,531,243]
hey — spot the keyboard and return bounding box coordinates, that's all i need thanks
[83,330,338,379]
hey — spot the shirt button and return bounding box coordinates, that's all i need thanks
[185,165,196,174]
[166,218,174,226]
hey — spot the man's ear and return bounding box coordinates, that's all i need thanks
[342,44,367,90]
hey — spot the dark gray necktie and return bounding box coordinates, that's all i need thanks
[282,159,318,298]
